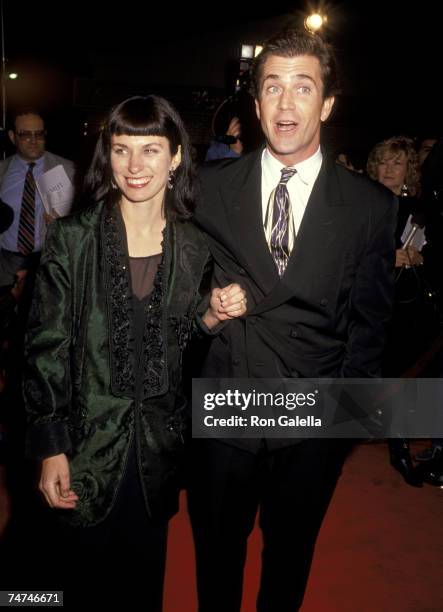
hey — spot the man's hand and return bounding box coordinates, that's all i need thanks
[40,454,79,509]
[202,283,247,330]
[227,117,243,155]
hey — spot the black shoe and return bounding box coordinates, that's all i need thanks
[414,447,434,462]
[389,440,423,487]
[414,447,443,487]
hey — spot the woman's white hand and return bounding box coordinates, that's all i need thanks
[40,454,79,509]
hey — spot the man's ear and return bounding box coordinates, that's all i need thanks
[8,130,16,146]
[320,96,335,122]
[255,98,261,122]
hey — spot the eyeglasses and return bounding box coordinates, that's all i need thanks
[15,130,46,141]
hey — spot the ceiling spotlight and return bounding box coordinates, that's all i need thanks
[304,13,324,33]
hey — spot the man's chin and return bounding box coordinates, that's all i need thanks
[266,144,301,164]
[23,152,44,161]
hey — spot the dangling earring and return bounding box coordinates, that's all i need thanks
[111,180,118,190]
[400,183,409,197]
[168,168,175,190]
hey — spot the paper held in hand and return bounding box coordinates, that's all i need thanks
[36,165,74,218]
[400,214,426,251]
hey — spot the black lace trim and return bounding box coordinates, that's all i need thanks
[175,316,193,352]
[103,205,170,398]
[102,205,135,395]
[139,225,168,397]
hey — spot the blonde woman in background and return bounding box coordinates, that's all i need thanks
[367,135,434,487]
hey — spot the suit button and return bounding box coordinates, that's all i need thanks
[320,298,328,306]
[290,330,298,338]
[292,371,300,378]
[250,318,256,325]
[232,358,241,366]
[238,267,246,275]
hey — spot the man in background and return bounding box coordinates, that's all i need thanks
[0,108,75,286]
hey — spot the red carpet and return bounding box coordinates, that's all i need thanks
[164,441,443,611]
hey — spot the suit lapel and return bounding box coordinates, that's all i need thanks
[222,149,280,295]
[43,152,56,172]
[252,158,347,315]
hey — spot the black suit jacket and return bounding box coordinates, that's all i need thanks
[195,149,397,449]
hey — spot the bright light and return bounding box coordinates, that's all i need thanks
[241,45,254,60]
[304,13,324,33]
[8,73,18,80]
[240,44,263,60]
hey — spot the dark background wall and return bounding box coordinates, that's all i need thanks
[1,2,440,166]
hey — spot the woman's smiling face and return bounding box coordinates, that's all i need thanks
[110,134,181,207]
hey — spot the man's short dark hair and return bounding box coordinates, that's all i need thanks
[251,28,340,100]
[9,107,45,131]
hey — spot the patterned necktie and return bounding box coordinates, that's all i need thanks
[17,162,36,255]
[270,167,297,276]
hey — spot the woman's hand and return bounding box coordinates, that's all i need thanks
[395,247,424,268]
[40,454,79,509]
[405,246,424,266]
[202,283,247,330]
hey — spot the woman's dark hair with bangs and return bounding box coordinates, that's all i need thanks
[84,95,196,220]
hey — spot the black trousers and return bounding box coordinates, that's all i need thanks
[65,443,168,609]
[187,439,350,612]
[2,443,169,610]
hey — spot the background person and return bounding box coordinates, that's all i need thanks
[205,116,244,161]
[0,108,75,287]
[367,135,438,486]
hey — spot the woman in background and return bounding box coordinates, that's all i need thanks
[368,135,429,487]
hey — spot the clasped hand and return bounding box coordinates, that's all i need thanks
[202,283,247,330]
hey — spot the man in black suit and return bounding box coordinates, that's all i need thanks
[188,28,397,611]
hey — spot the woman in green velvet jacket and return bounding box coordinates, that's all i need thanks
[23,96,246,608]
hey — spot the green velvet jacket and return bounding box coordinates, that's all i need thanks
[24,201,210,527]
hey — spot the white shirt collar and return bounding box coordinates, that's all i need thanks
[262,146,323,186]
